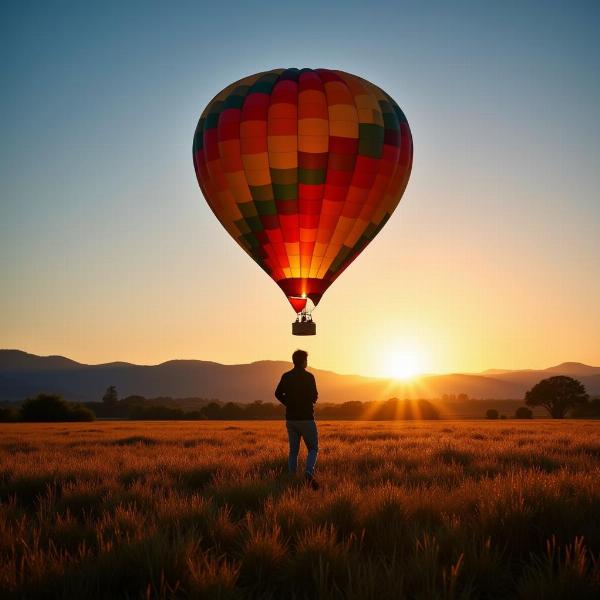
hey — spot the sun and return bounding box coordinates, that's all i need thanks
[382,347,426,380]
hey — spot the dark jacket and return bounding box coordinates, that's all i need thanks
[274,366,318,420]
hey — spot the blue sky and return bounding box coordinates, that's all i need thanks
[1,1,599,375]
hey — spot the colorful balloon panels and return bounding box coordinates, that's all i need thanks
[193,68,413,315]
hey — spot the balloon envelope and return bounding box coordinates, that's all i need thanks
[193,68,413,311]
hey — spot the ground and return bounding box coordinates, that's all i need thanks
[1,420,599,599]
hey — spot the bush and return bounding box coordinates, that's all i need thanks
[486,409,499,420]
[0,406,20,422]
[20,394,95,422]
[68,404,96,421]
[515,406,533,419]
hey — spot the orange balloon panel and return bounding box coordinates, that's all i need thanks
[192,68,413,310]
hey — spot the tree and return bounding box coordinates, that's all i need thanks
[220,402,244,419]
[102,386,118,406]
[201,402,222,419]
[525,376,588,419]
[20,394,95,422]
[21,394,71,421]
[514,406,533,419]
[486,409,499,420]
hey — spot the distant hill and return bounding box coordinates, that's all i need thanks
[477,364,600,394]
[543,362,600,377]
[1,350,599,404]
[0,350,84,372]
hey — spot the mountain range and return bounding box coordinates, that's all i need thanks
[1,350,599,404]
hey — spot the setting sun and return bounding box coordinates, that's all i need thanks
[382,346,427,380]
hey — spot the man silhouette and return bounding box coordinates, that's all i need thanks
[275,349,319,490]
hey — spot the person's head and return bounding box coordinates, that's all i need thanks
[292,349,308,369]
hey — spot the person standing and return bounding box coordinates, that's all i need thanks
[274,349,320,489]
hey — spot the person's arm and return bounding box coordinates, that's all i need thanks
[311,373,318,404]
[275,374,287,405]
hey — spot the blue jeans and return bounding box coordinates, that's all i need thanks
[286,420,319,476]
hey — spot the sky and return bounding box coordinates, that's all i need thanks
[1,1,599,378]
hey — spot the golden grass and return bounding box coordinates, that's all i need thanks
[1,420,599,598]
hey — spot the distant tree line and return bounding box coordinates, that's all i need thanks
[87,393,219,419]
[127,400,285,421]
[318,398,440,420]
[103,394,442,421]
[2,378,599,422]
[0,390,441,422]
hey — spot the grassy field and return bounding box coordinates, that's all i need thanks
[1,420,599,599]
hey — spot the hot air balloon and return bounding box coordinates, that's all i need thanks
[192,68,413,335]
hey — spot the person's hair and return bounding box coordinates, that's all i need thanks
[292,349,308,367]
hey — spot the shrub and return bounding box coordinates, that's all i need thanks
[68,404,96,421]
[486,409,499,420]
[515,406,533,419]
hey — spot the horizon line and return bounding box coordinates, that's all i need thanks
[1,348,597,381]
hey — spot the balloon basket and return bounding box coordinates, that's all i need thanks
[292,320,316,336]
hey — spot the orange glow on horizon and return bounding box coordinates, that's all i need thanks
[379,343,429,380]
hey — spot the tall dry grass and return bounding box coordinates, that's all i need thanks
[1,420,599,598]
